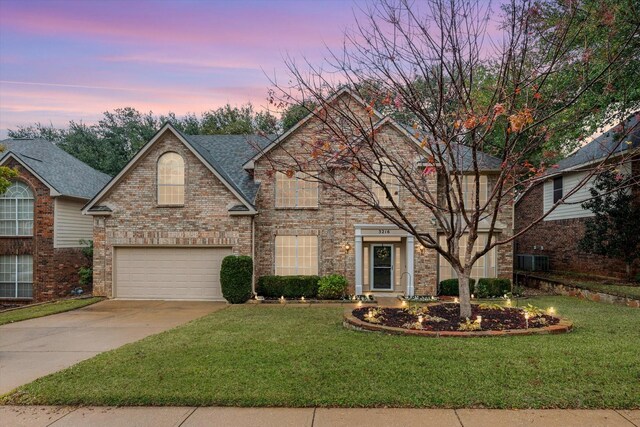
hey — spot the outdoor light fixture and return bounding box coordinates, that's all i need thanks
[357,301,363,307]
[454,297,459,303]
[415,243,426,254]
[506,298,512,306]
[418,315,424,323]
[401,300,408,307]
[547,307,556,315]
[279,296,285,304]
[344,243,351,253]
[524,312,530,328]
[301,296,305,302]
[471,294,475,299]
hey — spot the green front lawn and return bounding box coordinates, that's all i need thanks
[0,297,103,326]
[2,296,638,408]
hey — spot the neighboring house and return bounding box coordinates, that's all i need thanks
[515,113,640,278]
[83,90,513,301]
[0,139,111,302]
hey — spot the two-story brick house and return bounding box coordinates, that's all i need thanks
[83,90,513,300]
[515,113,639,278]
[0,139,111,303]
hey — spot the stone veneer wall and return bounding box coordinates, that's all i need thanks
[92,131,253,298]
[514,156,639,279]
[0,158,89,303]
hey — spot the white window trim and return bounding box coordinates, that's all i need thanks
[437,234,497,282]
[0,255,33,299]
[0,182,34,237]
[275,172,319,208]
[274,235,319,275]
[157,152,185,206]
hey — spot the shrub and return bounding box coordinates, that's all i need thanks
[317,274,349,299]
[78,239,93,287]
[256,275,320,298]
[220,255,253,304]
[438,278,475,296]
[475,278,512,298]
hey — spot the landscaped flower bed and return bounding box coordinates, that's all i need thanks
[346,302,571,336]
[253,294,377,304]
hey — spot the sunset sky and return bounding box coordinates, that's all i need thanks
[0,0,360,138]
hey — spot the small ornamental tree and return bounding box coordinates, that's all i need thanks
[265,0,640,318]
[220,255,253,304]
[78,240,94,287]
[578,171,640,279]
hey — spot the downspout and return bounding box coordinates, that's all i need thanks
[251,214,256,295]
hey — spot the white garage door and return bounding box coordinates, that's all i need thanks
[114,247,232,300]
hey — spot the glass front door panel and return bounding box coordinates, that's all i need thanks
[372,245,393,290]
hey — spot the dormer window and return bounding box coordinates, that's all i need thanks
[157,152,185,205]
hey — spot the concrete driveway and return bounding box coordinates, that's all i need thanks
[0,300,225,394]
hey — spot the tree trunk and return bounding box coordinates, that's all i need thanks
[457,273,472,318]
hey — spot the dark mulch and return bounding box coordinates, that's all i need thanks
[353,303,559,331]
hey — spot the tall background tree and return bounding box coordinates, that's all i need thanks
[578,171,640,279]
[8,104,280,176]
[264,0,639,318]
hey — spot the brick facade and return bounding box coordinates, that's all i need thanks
[0,158,89,303]
[89,97,514,299]
[253,102,513,295]
[92,131,253,298]
[514,156,639,279]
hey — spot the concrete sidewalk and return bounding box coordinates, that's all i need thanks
[1,406,638,427]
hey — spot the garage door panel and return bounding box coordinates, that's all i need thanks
[115,247,231,300]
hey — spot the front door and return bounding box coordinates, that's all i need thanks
[371,244,394,290]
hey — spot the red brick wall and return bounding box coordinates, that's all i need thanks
[514,156,639,279]
[0,158,89,303]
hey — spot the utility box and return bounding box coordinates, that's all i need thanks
[516,254,550,272]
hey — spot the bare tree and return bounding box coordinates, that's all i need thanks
[262,0,639,318]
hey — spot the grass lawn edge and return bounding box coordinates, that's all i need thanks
[0,297,104,326]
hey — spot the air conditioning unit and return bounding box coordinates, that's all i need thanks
[516,254,549,272]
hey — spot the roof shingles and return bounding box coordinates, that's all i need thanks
[0,138,111,199]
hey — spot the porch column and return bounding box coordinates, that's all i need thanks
[355,235,363,295]
[406,235,415,296]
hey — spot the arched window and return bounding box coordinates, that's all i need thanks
[0,181,34,236]
[157,152,185,205]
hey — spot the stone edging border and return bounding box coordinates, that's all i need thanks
[248,299,378,305]
[518,273,640,308]
[343,309,573,337]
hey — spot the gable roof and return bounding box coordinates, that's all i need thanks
[243,87,384,169]
[185,134,272,204]
[550,112,640,174]
[402,126,503,171]
[83,123,269,214]
[0,138,111,199]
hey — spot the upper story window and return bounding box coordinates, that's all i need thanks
[553,176,563,203]
[372,159,400,208]
[455,175,488,210]
[0,181,34,236]
[157,152,185,205]
[275,171,318,208]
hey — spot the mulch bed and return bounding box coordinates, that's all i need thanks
[352,303,559,331]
